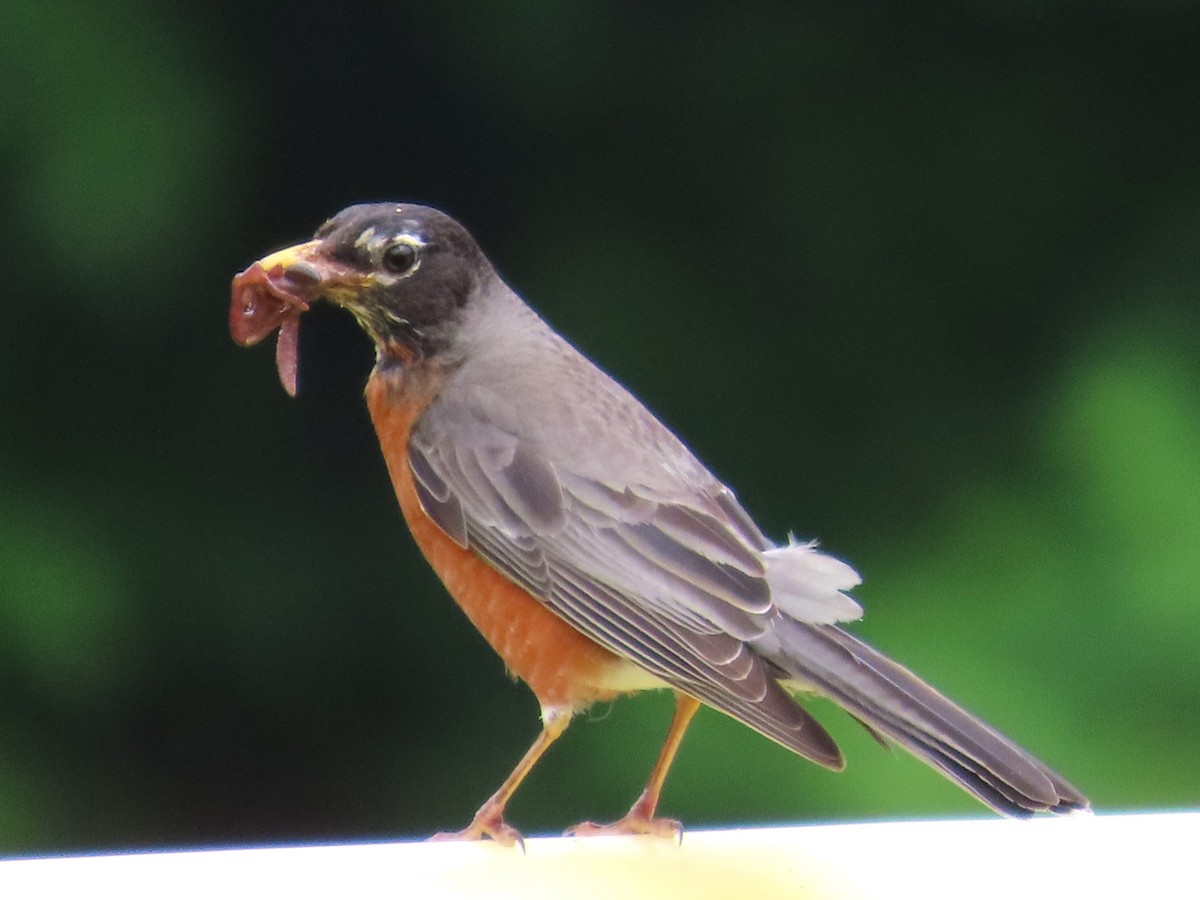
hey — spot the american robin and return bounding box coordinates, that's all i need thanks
[230,203,1087,845]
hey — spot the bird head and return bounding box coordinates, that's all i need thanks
[230,203,490,395]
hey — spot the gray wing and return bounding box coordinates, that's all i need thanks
[405,369,1088,817]
[407,387,847,768]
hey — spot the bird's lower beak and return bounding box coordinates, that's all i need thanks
[230,239,354,397]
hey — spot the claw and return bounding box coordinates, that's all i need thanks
[429,808,526,851]
[565,813,683,843]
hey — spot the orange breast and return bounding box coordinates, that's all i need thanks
[365,372,625,711]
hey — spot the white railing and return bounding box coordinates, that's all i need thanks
[1,812,1192,899]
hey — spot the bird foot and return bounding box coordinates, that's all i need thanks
[564,813,683,842]
[429,808,525,850]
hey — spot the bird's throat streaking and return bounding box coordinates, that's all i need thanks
[230,260,310,396]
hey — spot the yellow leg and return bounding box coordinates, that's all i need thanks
[431,707,571,848]
[567,692,702,839]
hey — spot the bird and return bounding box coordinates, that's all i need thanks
[229,202,1087,845]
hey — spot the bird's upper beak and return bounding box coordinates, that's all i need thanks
[230,239,361,397]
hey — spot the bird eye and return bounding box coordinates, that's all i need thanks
[382,241,418,275]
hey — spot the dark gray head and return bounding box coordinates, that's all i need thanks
[244,203,496,364]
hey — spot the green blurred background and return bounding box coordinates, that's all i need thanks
[1,1,1197,855]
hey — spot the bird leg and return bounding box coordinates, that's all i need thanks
[566,692,701,839]
[430,707,571,848]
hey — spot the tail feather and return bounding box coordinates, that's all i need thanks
[759,620,1088,816]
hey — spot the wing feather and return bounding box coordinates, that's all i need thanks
[407,395,843,767]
